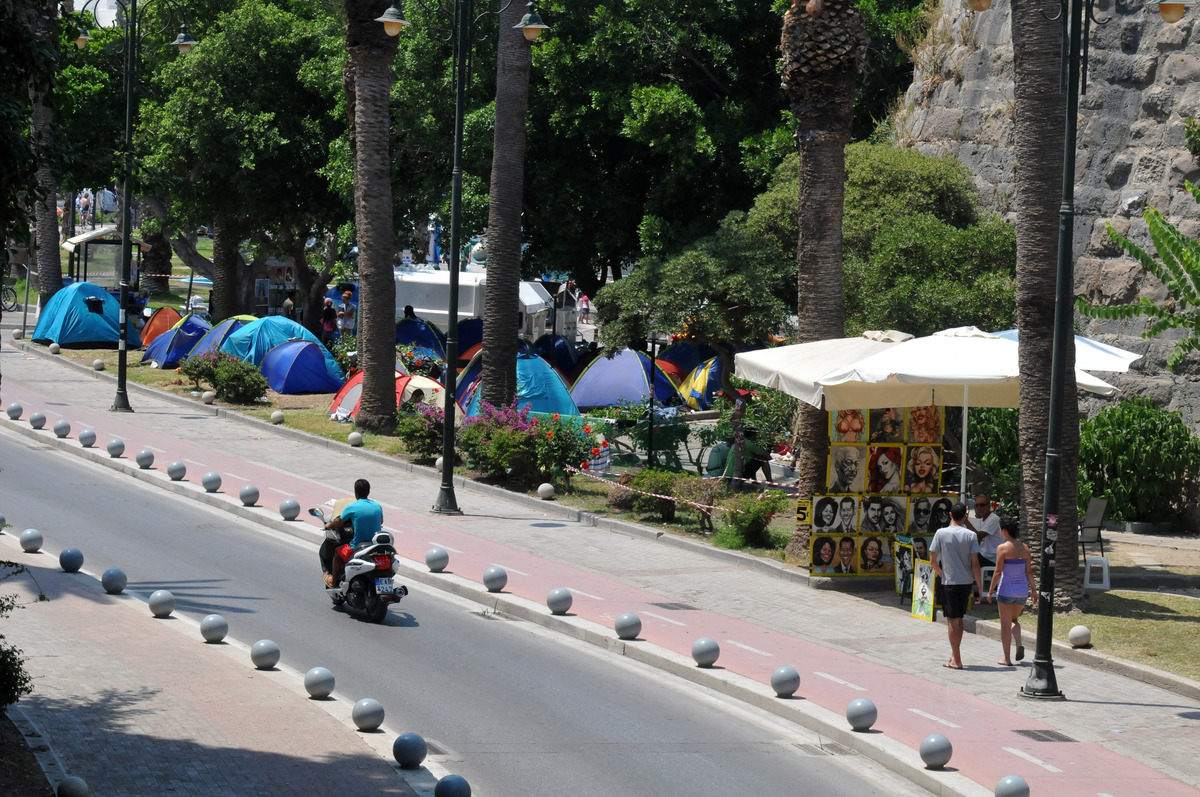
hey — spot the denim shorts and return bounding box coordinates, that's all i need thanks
[997,595,1026,605]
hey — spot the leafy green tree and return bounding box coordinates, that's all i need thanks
[140,0,348,323]
[1079,181,1200,371]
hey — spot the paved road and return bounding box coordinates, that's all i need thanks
[0,423,928,797]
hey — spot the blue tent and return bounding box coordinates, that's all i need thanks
[533,333,579,377]
[467,352,579,417]
[189,315,255,359]
[657,341,717,376]
[678,356,723,410]
[221,316,343,386]
[261,340,345,394]
[32,282,142,348]
[570,348,681,410]
[456,352,484,404]
[141,314,212,368]
[396,317,446,358]
[457,317,483,354]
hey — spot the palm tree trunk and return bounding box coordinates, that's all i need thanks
[779,0,866,560]
[345,0,398,434]
[31,0,62,307]
[1012,0,1082,609]
[481,0,533,408]
[210,221,240,320]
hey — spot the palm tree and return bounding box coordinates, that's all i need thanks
[344,0,399,433]
[31,0,63,308]
[1011,1,1083,608]
[479,0,534,407]
[779,0,868,560]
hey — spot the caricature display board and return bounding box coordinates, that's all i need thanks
[807,406,947,577]
[911,560,937,621]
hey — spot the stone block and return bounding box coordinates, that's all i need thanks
[1164,53,1200,85]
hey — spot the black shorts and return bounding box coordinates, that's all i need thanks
[942,583,973,619]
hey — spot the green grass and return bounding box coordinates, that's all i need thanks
[1057,590,1200,681]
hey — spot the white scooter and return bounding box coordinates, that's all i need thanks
[309,506,408,623]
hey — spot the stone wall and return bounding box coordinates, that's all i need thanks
[895,0,1200,426]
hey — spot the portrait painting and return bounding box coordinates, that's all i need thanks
[894,537,914,595]
[811,534,838,574]
[868,407,904,443]
[879,497,908,536]
[827,445,866,494]
[831,534,859,575]
[904,445,941,495]
[912,560,936,621]
[906,405,942,444]
[831,409,868,443]
[866,446,904,494]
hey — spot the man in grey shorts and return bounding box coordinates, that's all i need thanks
[929,501,982,670]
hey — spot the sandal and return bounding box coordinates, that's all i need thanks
[323,572,334,588]
[1016,645,1025,661]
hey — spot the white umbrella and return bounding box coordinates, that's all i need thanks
[815,327,1118,496]
[991,328,1142,373]
[732,330,913,409]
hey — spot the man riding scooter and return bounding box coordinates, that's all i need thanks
[321,479,383,588]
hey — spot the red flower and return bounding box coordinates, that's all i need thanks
[553,413,560,420]
[546,431,554,439]
[601,440,609,449]
[592,447,600,456]
[583,426,591,433]
[581,462,590,470]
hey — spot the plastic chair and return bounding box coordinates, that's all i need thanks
[1079,497,1108,559]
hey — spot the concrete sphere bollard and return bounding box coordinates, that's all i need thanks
[920,734,954,769]
[393,732,428,769]
[59,548,84,573]
[149,590,175,618]
[426,548,449,573]
[6,402,21,420]
[846,698,878,732]
[546,588,573,615]
[348,431,363,447]
[202,472,222,492]
[770,665,801,697]
[167,461,186,481]
[1069,625,1092,648]
[53,419,71,438]
[78,429,96,447]
[199,614,228,643]
[279,498,301,521]
[352,698,385,731]
[251,639,280,669]
[482,565,508,592]
[10,329,21,340]
[20,529,43,553]
[434,774,472,797]
[537,482,555,500]
[239,484,260,506]
[304,666,335,699]
[92,359,105,371]
[29,411,46,429]
[614,612,642,640]
[101,568,127,594]
[56,775,90,797]
[435,456,444,471]
[691,637,721,667]
[135,449,154,469]
[201,390,216,404]
[994,775,1030,797]
[48,343,60,355]
[270,410,285,424]
[0,512,5,527]
[106,438,124,458]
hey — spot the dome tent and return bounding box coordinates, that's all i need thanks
[330,372,450,421]
[261,340,345,394]
[141,306,183,345]
[141,314,212,369]
[533,333,579,377]
[569,348,681,410]
[32,282,142,348]
[188,315,256,359]
[466,352,579,417]
[678,357,724,410]
[220,316,342,386]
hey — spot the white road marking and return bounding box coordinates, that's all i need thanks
[144,445,167,453]
[1002,746,1062,773]
[813,671,866,691]
[498,566,531,576]
[184,458,206,467]
[225,472,247,481]
[429,543,463,553]
[724,639,773,656]
[908,708,961,728]
[569,589,605,600]
[268,487,296,496]
[641,611,687,627]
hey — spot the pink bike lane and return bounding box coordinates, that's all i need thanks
[3,375,1195,797]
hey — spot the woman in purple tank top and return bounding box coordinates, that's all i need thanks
[986,517,1038,666]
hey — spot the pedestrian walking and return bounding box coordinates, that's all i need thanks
[929,501,982,669]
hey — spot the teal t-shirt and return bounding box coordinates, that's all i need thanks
[341,498,383,547]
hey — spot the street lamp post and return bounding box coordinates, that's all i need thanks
[970,0,1186,699]
[378,0,547,514]
[77,1,195,413]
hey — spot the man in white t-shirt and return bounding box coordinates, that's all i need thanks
[966,494,1001,567]
[929,502,982,670]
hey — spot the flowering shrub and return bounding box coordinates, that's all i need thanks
[179,349,240,389]
[394,403,445,461]
[331,334,357,376]
[457,402,597,489]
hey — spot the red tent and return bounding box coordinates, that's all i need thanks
[329,372,456,420]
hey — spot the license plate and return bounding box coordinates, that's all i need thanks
[375,577,394,594]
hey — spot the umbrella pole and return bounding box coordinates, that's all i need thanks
[961,385,969,500]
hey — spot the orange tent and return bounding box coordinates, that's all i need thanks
[141,307,183,345]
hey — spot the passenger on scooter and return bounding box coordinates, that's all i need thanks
[324,479,383,587]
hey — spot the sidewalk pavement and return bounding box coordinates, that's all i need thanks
[3,340,1200,797]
